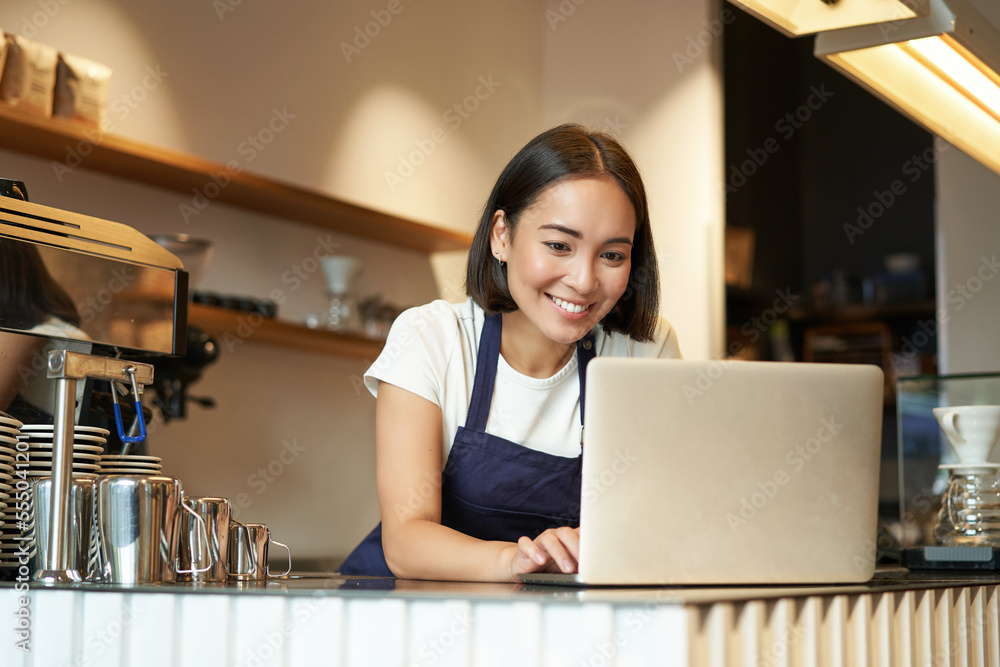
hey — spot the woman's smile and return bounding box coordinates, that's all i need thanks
[547,294,592,317]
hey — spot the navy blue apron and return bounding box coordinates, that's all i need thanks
[338,313,596,576]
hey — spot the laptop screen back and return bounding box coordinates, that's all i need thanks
[576,358,883,585]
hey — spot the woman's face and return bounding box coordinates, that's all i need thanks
[491,177,636,347]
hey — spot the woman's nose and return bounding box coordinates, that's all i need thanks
[564,259,598,294]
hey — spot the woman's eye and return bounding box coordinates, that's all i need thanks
[545,242,570,252]
[603,251,627,263]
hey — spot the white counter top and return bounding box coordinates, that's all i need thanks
[1,568,998,666]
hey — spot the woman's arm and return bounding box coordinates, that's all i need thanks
[0,333,44,410]
[375,382,580,582]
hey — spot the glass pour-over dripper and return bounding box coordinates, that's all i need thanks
[320,256,362,332]
[931,405,1000,546]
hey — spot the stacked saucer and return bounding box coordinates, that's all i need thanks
[99,454,162,475]
[17,425,108,479]
[4,424,109,570]
[0,413,24,569]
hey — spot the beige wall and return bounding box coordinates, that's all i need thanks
[935,145,1000,375]
[541,0,727,360]
[3,1,545,234]
[0,0,724,560]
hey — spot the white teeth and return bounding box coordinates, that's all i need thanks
[552,296,588,314]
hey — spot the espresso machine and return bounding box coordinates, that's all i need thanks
[0,179,195,583]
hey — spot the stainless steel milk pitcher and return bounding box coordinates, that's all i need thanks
[32,477,97,580]
[176,496,231,583]
[227,520,291,581]
[96,475,211,584]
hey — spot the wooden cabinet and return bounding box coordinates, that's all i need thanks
[789,301,938,405]
[802,321,894,401]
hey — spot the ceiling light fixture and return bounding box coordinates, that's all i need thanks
[814,0,1000,176]
[727,0,924,37]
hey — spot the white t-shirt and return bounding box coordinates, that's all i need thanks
[29,316,91,341]
[363,298,682,467]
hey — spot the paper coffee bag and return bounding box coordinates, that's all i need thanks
[0,33,58,117]
[53,52,112,127]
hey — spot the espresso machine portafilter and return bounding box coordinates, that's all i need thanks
[0,179,189,583]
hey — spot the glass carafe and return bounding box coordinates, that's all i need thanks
[932,464,1000,546]
[320,256,362,333]
[326,290,361,332]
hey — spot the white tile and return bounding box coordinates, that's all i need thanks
[0,585,31,667]
[231,595,289,667]
[79,591,131,667]
[613,604,688,667]
[345,598,407,667]
[472,601,542,667]
[541,602,616,667]
[176,593,231,667]
[287,595,346,667]
[32,589,80,666]
[406,599,473,667]
[123,593,177,667]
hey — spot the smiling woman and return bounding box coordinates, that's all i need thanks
[467,125,661,343]
[337,124,683,582]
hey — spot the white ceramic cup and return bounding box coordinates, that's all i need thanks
[933,405,1000,463]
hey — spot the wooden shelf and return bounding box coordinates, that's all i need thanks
[0,106,472,253]
[189,303,384,360]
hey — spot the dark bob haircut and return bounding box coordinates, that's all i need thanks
[465,123,660,342]
[0,238,81,330]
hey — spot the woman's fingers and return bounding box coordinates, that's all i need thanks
[516,536,547,566]
[516,527,580,573]
[540,527,580,572]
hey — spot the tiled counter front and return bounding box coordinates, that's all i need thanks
[0,571,997,666]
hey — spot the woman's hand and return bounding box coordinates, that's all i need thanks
[505,527,581,582]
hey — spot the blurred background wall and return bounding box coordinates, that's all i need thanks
[0,0,725,563]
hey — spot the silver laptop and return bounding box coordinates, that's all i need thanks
[520,359,884,586]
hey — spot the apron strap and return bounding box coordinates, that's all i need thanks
[464,313,503,430]
[577,330,596,426]
[465,313,597,430]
